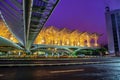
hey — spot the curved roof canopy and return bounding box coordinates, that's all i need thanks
[0,0,59,51]
[0,36,23,51]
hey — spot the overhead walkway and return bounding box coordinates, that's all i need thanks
[0,0,59,52]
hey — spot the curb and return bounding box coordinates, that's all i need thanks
[0,61,120,67]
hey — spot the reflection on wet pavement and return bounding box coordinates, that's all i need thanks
[0,63,120,80]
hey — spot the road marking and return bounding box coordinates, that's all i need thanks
[0,74,4,77]
[50,69,84,73]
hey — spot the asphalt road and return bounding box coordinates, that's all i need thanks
[0,62,120,80]
[0,57,120,66]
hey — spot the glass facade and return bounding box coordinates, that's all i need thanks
[116,13,120,45]
[111,14,119,52]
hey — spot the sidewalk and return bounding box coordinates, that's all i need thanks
[0,57,120,67]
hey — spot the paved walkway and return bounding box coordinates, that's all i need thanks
[0,57,120,67]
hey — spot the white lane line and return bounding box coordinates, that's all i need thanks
[50,69,84,73]
[0,74,4,77]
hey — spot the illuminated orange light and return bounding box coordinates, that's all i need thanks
[0,20,101,47]
[0,20,19,43]
[34,26,101,47]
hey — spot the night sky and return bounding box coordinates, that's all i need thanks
[45,0,120,44]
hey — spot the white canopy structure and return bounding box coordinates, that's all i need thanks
[0,0,59,52]
[0,36,22,51]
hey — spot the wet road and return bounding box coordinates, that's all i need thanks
[0,62,120,80]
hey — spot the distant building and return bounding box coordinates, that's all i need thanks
[105,7,120,53]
